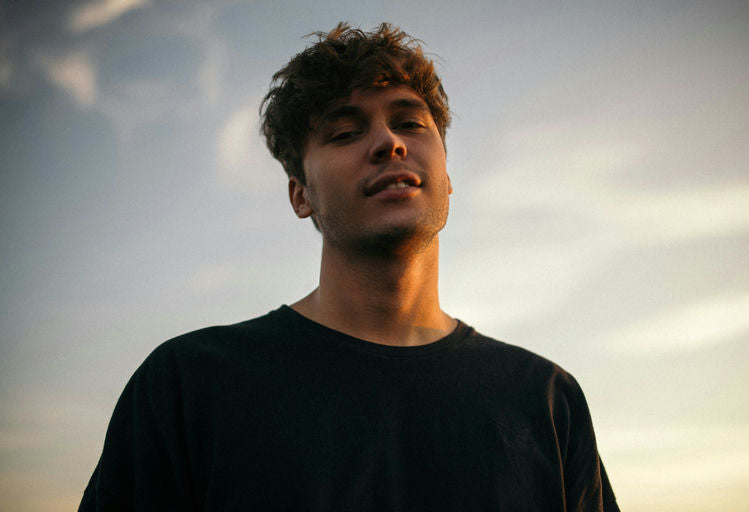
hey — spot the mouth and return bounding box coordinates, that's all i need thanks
[385,181,415,190]
[364,171,422,196]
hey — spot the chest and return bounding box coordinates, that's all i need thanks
[183,354,567,510]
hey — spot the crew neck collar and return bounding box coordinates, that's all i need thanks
[275,305,472,359]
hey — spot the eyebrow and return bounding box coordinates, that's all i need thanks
[389,97,430,112]
[319,96,430,125]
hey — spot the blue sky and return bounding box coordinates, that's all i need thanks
[1,1,748,509]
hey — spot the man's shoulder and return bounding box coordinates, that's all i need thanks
[462,325,581,391]
[138,306,294,371]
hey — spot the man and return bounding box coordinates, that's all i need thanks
[80,23,619,511]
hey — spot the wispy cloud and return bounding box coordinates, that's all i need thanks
[217,100,278,188]
[35,50,97,108]
[167,4,225,107]
[604,185,749,244]
[470,125,641,211]
[196,38,226,107]
[218,103,256,173]
[96,78,181,141]
[470,119,749,248]
[68,0,149,33]
[442,239,604,333]
[605,293,749,354]
[598,422,749,509]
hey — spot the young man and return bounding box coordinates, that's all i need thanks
[80,23,619,511]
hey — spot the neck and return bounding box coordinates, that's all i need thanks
[291,236,455,346]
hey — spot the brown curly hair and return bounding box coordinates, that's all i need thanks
[260,22,450,184]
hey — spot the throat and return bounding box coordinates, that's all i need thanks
[291,239,451,346]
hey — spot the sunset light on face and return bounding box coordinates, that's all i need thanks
[1,1,748,510]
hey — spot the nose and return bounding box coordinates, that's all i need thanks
[369,125,406,162]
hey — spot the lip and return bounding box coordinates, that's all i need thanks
[364,171,423,197]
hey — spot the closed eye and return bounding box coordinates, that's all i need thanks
[397,120,426,130]
[329,130,360,142]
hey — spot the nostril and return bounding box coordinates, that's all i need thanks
[370,134,407,162]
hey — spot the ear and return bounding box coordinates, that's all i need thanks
[288,176,314,219]
[447,173,453,195]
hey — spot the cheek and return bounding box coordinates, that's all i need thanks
[304,177,342,217]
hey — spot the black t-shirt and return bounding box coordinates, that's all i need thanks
[80,306,619,511]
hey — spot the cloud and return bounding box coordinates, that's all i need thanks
[442,238,606,334]
[68,0,149,33]
[218,104,256,170]
[196,38,226,107]
[35,50,97,108]
[604,185,749,244]
[470,127,641,211]
[217,101,278,188]
[605,293,749,355]
[95,78,187,141]
[470,120,749,248]
[597,422,749,509]
[163,3,225,107]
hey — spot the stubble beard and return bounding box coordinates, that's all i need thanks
[315,196,450,259]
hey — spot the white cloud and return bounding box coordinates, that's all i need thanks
[68,0,149,33]
[219,104,256,169]
[605,293,749,354]
[598,423,749,509]
[197,38,227,107]
[217,101,279,188]
[441,236,610,335]
[470,120,749,247]
[599,423,749,456]
[604,185,749,244]
[471,127,641,211]
[96,78,182,141]
[35,51,97,108]
[164,3,225,108]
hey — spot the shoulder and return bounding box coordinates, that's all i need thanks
[134,306,295,378]
[459,326,584,398]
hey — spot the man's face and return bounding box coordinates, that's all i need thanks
[290,85,452,253]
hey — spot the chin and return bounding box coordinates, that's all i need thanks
[354,221,442,256]
[321,206,449,256]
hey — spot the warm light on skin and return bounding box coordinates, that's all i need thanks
[290,85,452,253]
[287,85,456,346]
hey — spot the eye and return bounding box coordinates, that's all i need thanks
[330,130,359,142]
[397,120,426,130]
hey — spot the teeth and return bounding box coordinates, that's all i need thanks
[385,182,410,190]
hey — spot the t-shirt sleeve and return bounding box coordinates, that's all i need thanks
[79,343,195,511]
[600,459,620,511]
[559,376,620,512]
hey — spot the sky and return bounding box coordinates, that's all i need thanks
[1,0,748,510]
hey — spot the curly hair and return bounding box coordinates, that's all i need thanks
[260,22,450,183]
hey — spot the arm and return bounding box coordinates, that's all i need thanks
[79,344,195,511]
[558,377,620,512]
